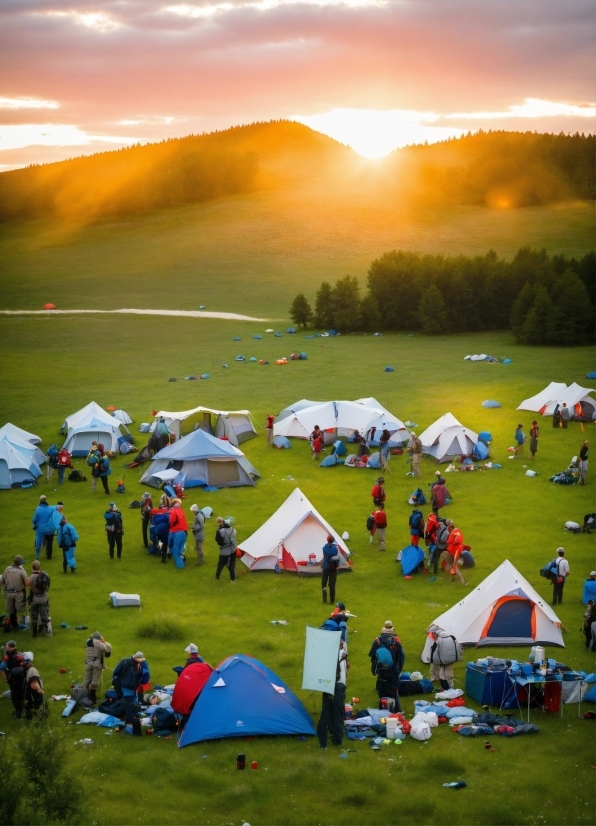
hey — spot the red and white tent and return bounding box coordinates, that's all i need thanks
[238,487,350,572]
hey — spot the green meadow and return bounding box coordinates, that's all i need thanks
[0,311,594,825]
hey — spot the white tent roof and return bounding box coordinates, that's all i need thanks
[62,402,118,433]
[517,382,569,412]
[238,487,350,572]
[418,413,479,462]
[0,431,45,466]
[273,400,407,441]
[429,560,564,648]
[154,406,256,445]
[0,438,42,489]
[542,383,596,415]
[156,404,252,423]
[276,400,325,422]
[0,423,41,445]
[112,409,133,424]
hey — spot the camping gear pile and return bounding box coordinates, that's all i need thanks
[0,422,44,489]
[464,354,510,363]
[550,455,581,485]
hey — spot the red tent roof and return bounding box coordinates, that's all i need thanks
[171,662,213,715]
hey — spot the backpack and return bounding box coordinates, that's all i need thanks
[154,706,178,732]
[86,452,98,467]
[409,510,424,532]
[71,684,93,709]
[33,571,49,594]
[57,449,71,466]
[540,563,555,581]
[68,469,86,482]
[410,487,426,505]
[375,646,395,669]
[99,457,111,475]
[366,514,375,532]
[46,444,59,459]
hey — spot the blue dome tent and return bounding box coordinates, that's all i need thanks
[482,400,502,408]
[401,545,425,576]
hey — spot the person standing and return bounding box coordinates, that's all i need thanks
[45,446,60,483]
[552,407,562,428]
[82,631,112,705]
[379,429,391,471]
[514,424,525,456]
[266,415,275,446]
[91,444,111,494]
[317,639,348,749]
[445,521,467,585]
[189,504,205,565]
[112,652,148,726]
[151,501,171,562]
[431,477,450,515]
[154,417,170,452]
[551,548,570,605]
[428,630,462,690]
[408,506,425,547]
[22,652,46,719]
[87,441,101,492]
[140,493,153,549]
[58,514,79,573]
[1,556,30,632]
[410,432,423,477]
[104,502,124,559]
[368,620,404,713]
[214,517,237,582]
[56,447,73,485]
[372,503,388,551]
[529,421,539,460]
[0,641,26,718]
[579,440,589,485]
[312,431,324,461]
[371,477,386,508]
[28,561,50,638]
[583,601,596,649]
[168,498,188,569]
[321,534,340,603]
[182,643,204,668]
[424,512,440,574]
[32,495,57,560]
[560,403,570,428]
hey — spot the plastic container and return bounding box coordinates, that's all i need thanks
[531,646,545,665]
[344,704,353,720]
[251,761,258,770]
[386,718,399,740]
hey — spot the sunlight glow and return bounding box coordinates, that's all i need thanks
[0,124,139,151]
[447,98,596,120]
[292,108,463,157]
[165,0,385,19]
[0,97,59,110]
[47,11,120,31]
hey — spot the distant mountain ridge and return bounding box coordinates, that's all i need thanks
[0,121,593,223]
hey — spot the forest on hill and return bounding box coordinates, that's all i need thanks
[0,122,593,223]
[290,247,595,345]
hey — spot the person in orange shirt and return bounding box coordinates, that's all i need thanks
[372,504,388,551]
[444,521,467,585]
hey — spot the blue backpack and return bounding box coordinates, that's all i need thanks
[375,645,394,670]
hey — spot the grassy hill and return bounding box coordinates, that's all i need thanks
[0,124,594,316]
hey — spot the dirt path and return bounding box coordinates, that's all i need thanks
[0,308,276,321]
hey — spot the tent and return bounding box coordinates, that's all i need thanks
[0,437,42,489]
[171,662,214,715]
[273,400,408,445]
[178,654,315,746]
[418,413,479,462]
[518,382,596,420]
[429,560,564,648]
[61,401,128,456]
[112,409,133,424]
[275,399,325,422]
[140,428,259,489]
[153,406,257,446]
[238,487,350,572]
[0,431,45,466]
[0,423,41,445]
[401,545,426,575]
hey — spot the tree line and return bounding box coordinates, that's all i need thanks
[290,248,595,344]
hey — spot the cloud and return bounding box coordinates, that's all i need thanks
[0,96,59,109]
[446,98,596,121]
[0,123,140,151]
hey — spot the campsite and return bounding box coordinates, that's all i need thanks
[0,302,594,824]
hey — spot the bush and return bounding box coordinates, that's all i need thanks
[136,613,191,641]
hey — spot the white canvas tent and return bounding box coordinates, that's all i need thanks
[273,400,408,445]
[429,560,564,648]
[0,437,42,489]
[238,487,350,572]
[112,409,133,424]
[61,401,117,433]
[518,382,595,420]
[419,412,479,462]
[0,430,45,466]
[276,399,325,422]
[140,428,259,489]
[153,406,257,446]
[0,423,41,445]
[61,401,128,456]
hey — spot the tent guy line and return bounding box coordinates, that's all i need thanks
[0,309,277,322]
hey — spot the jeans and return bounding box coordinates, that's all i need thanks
[170,531,187,569]
[552,578,565,604]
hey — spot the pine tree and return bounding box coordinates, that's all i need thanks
[289,293,313,328]
[313,281,334,328]
[418,282,448,334]
[510,282,535,338]
[518,285,552,344]
[544,270,592,344]
[331,275,361,332]
[359,294,382,331]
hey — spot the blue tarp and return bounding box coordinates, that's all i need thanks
[178,654,315,746]
[587,372,596,379]
[400,545,425,576]
[331,440,347,456]
[482,400,502,408]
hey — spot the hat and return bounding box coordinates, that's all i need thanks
[142,492,151,500]
[185,643,199,654]
[133,651,145,661]
[23,652,34,663]
[190,504,199,513]
[109,501,116,508]
[435,470,441,477]
[39,495,47,502]
[590,572,596,578]
[336,602,346,611]
[381,620,395,633]
[13,555,24,565]
[92,631,102,640]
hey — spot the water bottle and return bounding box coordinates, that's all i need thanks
[47,618,53,636]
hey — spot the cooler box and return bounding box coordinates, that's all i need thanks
[109,592,141,607]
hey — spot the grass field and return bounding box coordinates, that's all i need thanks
[0,311,594,825]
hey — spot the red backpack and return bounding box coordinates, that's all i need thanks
[57,449,71,466]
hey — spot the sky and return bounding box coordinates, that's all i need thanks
[1,0,595,168]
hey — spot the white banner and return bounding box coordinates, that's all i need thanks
[302,625,341,694]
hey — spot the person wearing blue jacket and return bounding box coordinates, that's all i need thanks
[112,652,150,726]
[150,502,170,562]
[321,535,340,604]
[90,443,111,495]
[57,514,79,573]
[32,495,57,560]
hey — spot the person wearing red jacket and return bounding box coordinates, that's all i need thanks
[168,498,188,569]
[266,415,275,446]
[373,504,388,551]
[444,521,467,585]
[425,512,440,573]
[371,477,386,507]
